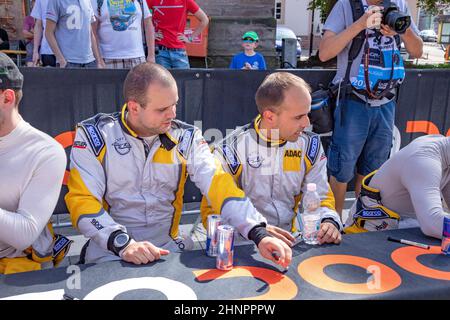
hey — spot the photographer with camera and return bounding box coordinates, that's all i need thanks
[318,0,423,218]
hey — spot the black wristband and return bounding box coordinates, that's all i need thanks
[248,223,270,247]
[321,218,340,231]
[107,230,131,256]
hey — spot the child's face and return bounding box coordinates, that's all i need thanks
[242,38,258,50]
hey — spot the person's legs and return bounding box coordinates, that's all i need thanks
[170,50,190,69]
[356,100,395,179]
[155,50,173,69]
[329,176,348,215]
[327,97,371,216]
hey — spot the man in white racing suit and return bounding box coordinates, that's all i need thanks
[345,134,450,238]
[65,63,291,267]
[201,72,343,246]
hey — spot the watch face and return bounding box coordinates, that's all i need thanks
[114,233,129,247]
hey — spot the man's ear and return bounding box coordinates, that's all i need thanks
[2,89,15,106]
[127,100,139,115]
[262,109,276,123]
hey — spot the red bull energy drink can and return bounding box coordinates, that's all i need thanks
[216,225,235,270]
[206,214,222,257]
[441,216,450,255]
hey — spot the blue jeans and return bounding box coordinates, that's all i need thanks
[65,60,97,69]
[156,49,190,69]
[327,96,395,183]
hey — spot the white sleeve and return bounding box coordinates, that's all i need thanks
[30,0,42,20]
[0,145,66,251]
[143,0,152,19]
[401,156,446,239]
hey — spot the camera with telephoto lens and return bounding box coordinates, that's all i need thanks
[381,0,411,34]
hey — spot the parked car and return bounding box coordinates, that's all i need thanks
[275,26,302,58]
[419,29,438,42]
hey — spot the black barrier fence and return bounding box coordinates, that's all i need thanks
[19,68,450,215]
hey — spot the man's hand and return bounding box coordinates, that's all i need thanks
[356,6,382,31]
[380,24,397,37]
[57,58,67,68]
[266,225,295,247]
[317,222,342,245]
[155,30,164,41]
[177,33,191,43]
[257,237,292,269]
[97,59,106,69]
[121,240,170,265]
[32,51,40,67]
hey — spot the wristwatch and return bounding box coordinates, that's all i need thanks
[108,230,132,256]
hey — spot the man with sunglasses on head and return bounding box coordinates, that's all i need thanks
[230,31,267,70]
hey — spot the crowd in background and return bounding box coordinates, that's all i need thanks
[1,0,270,70]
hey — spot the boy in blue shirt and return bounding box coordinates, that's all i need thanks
[230,31,267,70]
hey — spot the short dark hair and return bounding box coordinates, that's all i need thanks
[255,72,311,114]
[123,63,176,108]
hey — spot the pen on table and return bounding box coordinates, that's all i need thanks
[272,251,289,273]
[387,236,430,250]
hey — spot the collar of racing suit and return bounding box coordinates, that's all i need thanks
[252,115,287,148]
[119,103,178,151]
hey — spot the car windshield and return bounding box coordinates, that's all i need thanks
[276,28,297,41]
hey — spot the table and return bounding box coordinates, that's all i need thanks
[1,228,449,300]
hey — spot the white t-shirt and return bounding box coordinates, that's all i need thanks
[0,119,66,258]
[30,0,54,55]
[91,0,152,59]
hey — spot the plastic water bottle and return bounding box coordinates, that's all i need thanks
[301,183,322,245]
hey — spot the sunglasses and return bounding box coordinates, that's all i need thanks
[242,38,256,43]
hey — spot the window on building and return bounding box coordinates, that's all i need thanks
[275,0,285,24]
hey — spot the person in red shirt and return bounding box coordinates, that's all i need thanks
[147,0,208,69]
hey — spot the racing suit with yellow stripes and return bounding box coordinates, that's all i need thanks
[201,116,343,233]
[65,106,267,263]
